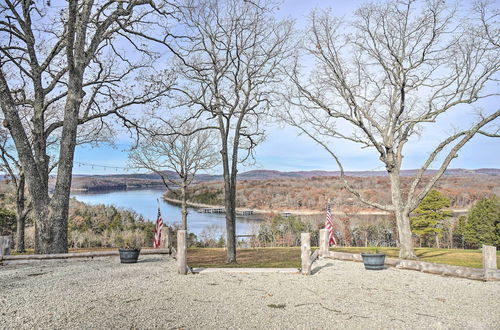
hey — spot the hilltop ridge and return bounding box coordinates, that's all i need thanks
[68,168,500,192]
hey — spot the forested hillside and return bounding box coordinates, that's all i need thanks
[167,174,500,212]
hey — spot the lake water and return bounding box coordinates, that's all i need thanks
[70,188,263,237]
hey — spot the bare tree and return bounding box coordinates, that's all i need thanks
[0,128,30,252]
[129,123,218,230]
[0,1,175,253]
[285,0,500,258]
[160,0,294,262]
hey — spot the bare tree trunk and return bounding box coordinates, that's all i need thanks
[220,143,237,263]
[31,191,70,254]
[34,83,80,254]
[15,174,26,253]
[449,227,453,249]
[394,210,415,259]
[15,213,26,253]
[32,200,49,253]
[436,235,440,249]
[223,173,237,263]
[389,171,416,259]
[180,181,188,231]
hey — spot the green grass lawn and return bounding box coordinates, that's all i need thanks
[187,246,500,269]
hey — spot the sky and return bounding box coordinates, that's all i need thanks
[73,0,500,175]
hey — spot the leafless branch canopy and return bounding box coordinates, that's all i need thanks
[285,0,500,213]
[0,0,178,252]
[159,0,294,166]
[129,121,219,189]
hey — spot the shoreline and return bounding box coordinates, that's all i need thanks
[163,196,392,216]
[164,196,468,217]
[72,187,468,217]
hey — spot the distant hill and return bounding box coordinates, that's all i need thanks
[68,168,500,191]
[238,168,500,179]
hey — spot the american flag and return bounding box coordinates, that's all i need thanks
[325,202,337,246]
[153,205,164,248]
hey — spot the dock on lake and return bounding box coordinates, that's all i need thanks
[198,208,254,216]
[199,208,225,214]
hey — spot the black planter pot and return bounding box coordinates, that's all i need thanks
[361,253,386,270]
[119,248,141,263]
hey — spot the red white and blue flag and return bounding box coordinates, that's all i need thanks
[153,205,164,248]
[325,202,337,246]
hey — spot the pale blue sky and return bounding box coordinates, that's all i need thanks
[73,0,500,175]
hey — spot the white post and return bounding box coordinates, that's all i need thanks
[0,236,11,258]
[160,227,172,250]
[301,233,311,275]
[483,245,497,280]
[177,230,187,275]
[319,229,329,258]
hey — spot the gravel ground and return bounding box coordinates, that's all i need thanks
[0,256,499,329]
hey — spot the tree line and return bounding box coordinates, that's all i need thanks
[165,174,498,211]
[0,197,154,250]
[252,192,500,249]
[0,0,498,262]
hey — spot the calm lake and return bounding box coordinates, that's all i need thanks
[71,188,263,237]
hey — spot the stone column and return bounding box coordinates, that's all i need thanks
[301,233,311,275]
[0,236,11,258]
[483,245,497,280]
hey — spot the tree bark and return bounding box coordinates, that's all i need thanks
[15,213,26,253]
[220,137,237,263]
[389,171,416,259]
[180,181,188,231]
[224,179,237,263]
[34,79,81,253]
[15,174,26,253]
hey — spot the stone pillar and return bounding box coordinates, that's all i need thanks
[319,229,329,257]
[301,233,311,275]
[177,230,187,275]
[483,245,497,280]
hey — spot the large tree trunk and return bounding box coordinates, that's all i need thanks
[34,84,81,254]
[180,181,188,231]
[15,213,26,253]
[219,127,237,264]
[224,175,237,263]
[220,145,237,263]
[389,171,416,259]
[33,200,50,253]
[394,209,416,259]
[34,199,70,254]
[15,174,27,253]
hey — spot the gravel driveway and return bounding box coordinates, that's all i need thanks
[0,255,498,329]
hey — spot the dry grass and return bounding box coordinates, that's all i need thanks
[10,246,499,269]
[187,247,499,269]
[332,247,500,269]
[188,247,302,268]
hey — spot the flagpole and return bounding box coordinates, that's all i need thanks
[153,198,165,248]
[157,198,164,224]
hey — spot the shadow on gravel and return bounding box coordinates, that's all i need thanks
[311,262,335,275]
[137,258,164,263]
